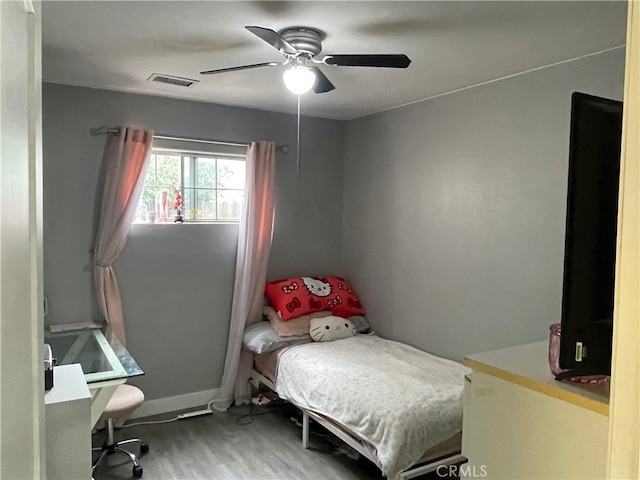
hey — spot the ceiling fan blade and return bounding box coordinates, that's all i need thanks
[310,67,335,94]
[323,54,411,68]
[245,26,299,55]
[200,62,280,75]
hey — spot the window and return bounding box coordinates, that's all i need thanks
[136,148,246,223]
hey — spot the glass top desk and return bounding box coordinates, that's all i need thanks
[45,324,144,428]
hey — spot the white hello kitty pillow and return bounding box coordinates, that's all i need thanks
[310,316,357,342]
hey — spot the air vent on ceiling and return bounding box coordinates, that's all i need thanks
[147,73,199,88]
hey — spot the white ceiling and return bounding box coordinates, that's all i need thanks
[41,1,628,120]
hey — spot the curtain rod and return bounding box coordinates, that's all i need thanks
[89,126,289,154]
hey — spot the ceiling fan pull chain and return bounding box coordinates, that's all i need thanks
[297,93,301,173]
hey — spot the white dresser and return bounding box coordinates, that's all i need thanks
[44,364,92,480]
[462,341,609,480]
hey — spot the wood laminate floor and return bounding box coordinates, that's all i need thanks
[92,404,456,480]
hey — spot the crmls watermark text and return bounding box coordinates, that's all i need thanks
[436,464,488,478]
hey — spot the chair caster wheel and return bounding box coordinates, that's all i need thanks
[133,465,143,478]
[140,442,149,454]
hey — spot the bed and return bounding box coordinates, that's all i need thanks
[248,332,469,480]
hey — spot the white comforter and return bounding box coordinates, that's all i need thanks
[275,334,469,480]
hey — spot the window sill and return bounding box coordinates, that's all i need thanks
[132,220,240,226]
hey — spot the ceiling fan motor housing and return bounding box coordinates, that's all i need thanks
[278,27,325,57]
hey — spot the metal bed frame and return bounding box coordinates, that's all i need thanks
[249,369,466,479]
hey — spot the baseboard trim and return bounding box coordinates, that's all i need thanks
[130,388,219,419]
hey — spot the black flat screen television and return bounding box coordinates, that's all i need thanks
[558,92,623,377]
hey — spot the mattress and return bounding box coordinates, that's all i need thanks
[253,335,468,479]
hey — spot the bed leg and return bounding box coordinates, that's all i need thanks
[302,410,309,449]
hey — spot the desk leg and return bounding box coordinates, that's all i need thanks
[90,380,126,429]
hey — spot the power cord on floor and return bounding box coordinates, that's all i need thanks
[227,402,284,426]
[117,404,276,429]
[221,378,285,426]
[114,380,278,429]
[119,417,179,429]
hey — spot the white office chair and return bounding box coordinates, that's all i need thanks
[92,384,148,478]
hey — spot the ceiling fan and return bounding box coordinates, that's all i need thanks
[200,26,412,95]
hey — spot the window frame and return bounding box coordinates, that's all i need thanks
[137,147,247,224]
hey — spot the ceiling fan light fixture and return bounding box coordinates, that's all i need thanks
[283,66,316,94]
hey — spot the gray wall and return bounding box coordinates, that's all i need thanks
[43,84,345,401]
[44,47,625,403]
[342,48,626,362]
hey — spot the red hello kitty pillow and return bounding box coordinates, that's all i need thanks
[264,276,366,320]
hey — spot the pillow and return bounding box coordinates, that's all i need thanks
[310,316,357,342]
[264,276,366,320]
[263,305,331,337]
[242,321,311,354]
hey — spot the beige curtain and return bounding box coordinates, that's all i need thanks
[93,127,153,344]
[209,141,276,410]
